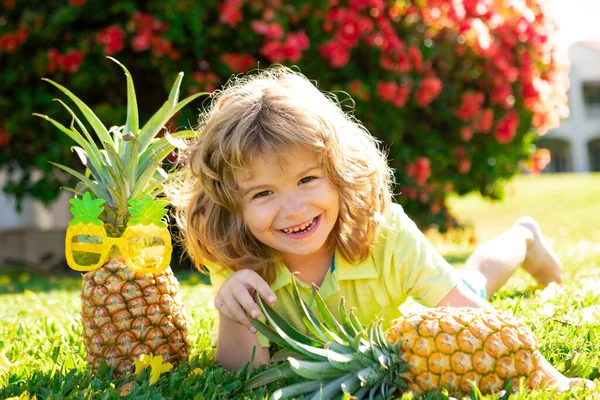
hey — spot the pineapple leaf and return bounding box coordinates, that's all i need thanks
[339,298,361,338]
[257,294,324,349]
[137,69,206,154]
[33,113,104,176]
[270,380,327,400]
[271,348,309,363]
[290,279,345,345]
[52,98,105,172]
[287,358,346,380]
[49,162,108,200]
[136,130,197,180]
[69,192,105,226]
[127,195,169,227]
[249,318,293,351]
[244,364,296,390]
[131,162,161,199]
[291,279,330,343]
[108,57,139,186]
[255,296,330,360]
[308,372,354,400]
[62,186,84,197]
[71,146,103,185]
[41,78,113,147]
[102,141,130,201]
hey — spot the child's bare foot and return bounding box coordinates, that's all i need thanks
[517,217,563,286]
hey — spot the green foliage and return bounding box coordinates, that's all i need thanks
[68,192,105,226]
[0,0,568,227]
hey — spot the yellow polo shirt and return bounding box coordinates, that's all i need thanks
[207,203,462,348]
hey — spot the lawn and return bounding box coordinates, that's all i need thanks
[1,173,599,399]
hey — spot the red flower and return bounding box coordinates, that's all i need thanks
[96,25,124,56]
[261,40,286,62]
[474,108,494,133]
[523,148,551,174]
[68,0,86,6]
[394,82,411,108]
[403,186,417,201]
[458,158,471,174]
[132,29,152,52]
[376,81,396,102]
[336,13,361,47]
[0,126,9,147]
[0,28,28,53]
[250,21,284,40]
[407,46,423,72]
[283,31,310,62]
[219,0,243,27]
[320,40,350,68]
[460,126,474,142]
[61,50,84,73]
[221,53,256,73]
[415,76,442,107]
[47,49,62,73]
[192,71,220,92]
[407,157,431,186]
[455,91,484,121]
[376,80,411,108]
[131,12,157,31]
[151,36,173,58]
[494,110,519,143]
[491,84,513,108]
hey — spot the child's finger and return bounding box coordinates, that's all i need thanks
[253,278,276,305]
[222,291,256,333]
[233,288,261,319]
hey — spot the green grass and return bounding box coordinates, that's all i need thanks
[1,173,599,399]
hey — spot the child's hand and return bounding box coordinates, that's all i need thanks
[214,269,276,334]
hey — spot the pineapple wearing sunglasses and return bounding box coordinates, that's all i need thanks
[36,58,205,375]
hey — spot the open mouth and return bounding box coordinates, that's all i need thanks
[280,216,319,235]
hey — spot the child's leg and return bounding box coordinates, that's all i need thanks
[461,217,563,296]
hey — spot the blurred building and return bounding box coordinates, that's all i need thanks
[541,42,600,173]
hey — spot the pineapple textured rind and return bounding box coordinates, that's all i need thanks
[81,257,190,375]
[386,307,546,397]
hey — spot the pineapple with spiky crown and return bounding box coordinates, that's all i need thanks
[245,278,547,399]
[35,57,205,375]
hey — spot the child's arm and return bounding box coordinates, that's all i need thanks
[436,283,595,392]
[213,269,276,370]
[215,311,271,370]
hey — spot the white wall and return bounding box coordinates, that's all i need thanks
[546,43,600,172]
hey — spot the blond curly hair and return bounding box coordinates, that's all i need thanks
[170,66,394,284]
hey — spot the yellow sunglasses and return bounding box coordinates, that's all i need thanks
[65,221,172,274]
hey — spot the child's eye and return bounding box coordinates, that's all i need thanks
[299,176,317,184]
[252,190,272,199]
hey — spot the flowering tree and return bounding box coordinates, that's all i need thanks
[0,0,568,228]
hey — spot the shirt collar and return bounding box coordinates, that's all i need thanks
[270,249,379,291]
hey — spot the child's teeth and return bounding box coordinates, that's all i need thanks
[283,217,315,233]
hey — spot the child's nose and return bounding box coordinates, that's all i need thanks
[280,195,307,218]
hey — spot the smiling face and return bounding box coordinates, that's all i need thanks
[235,147,340,265]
